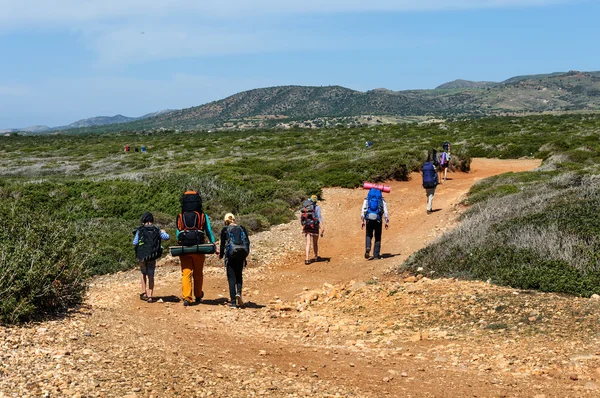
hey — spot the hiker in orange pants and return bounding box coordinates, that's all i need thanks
[179,253,206,305]
[176,190,218,306]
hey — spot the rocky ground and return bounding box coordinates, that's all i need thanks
[3,158,600,397]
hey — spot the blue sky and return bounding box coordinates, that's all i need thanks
[1,0,599,128]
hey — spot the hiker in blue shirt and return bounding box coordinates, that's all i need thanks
[361,189,389,260]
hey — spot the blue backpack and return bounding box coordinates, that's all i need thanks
[226,225,249,261]
[365,188,384,222]
[422,162,437,188]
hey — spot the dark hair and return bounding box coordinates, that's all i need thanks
[141,211,154,224]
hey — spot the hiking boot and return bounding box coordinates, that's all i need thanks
[364,251,370,259]
[195,291,204,305]
[183,300,192,307]
[236,293,244,308]
[305,260,311,265]
[427,210,432,215]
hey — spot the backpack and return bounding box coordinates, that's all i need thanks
[226,225,250,261]
[440,152,449,166]
[300,199,319,230]
[365,188,384,222]
[422,162,438,189]
[177,211,206,246]
[135,225,163,262]
[181,190,202,213]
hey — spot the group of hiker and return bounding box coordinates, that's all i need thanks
[132,142,452,308]
[133,190,250,308]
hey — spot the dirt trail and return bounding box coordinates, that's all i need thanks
[6,157,600,397]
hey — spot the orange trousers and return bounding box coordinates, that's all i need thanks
[179,253,205,302]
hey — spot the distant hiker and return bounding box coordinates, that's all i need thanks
[141,145,147,153]
[124,145,130,152]
[361,188,389,260]
[219,213,250,308]
[422,155,439,215]
[440,150,451,181]
[133,212,170,303]
[176,191,218,306]
[301,195,325,265]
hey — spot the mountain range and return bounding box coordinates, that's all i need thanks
[6,70,600,133]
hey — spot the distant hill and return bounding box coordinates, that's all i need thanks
[436,79,498,89]
[5,110,173,134]
[9,70,600,134]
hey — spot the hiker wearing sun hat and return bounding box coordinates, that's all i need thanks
[300,195,325,264]
[219,213,250,308]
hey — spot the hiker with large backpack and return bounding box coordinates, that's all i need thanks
[361,188,389,260]
[175,190,218,307]
[219,213,250,308]
[132,212,170,303]
[301,195,325,265]
[422,154,440,215]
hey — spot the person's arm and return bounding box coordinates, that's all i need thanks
[219,227,227,259]
[382,199,390,227]
[360,199,367,221]
[160,229,170,240]
[316,206,324,233]
[204,214,216,243]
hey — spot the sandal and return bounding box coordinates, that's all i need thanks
[305,260,311,265]
[146,297,155,303]
[139,293,148,301]
[313,256,322,262]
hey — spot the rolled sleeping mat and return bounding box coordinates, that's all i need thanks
[363,182,391,193]
[170,243,216,256]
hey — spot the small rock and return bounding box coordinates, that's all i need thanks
[569,374,579,381]
[592,294,600,300]
[401,372,408,377]
[258,350,268,356]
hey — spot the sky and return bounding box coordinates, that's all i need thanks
[1,0,600,128]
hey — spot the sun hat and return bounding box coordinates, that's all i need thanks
[224,213,236,224]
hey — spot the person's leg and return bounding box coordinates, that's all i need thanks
[192,253,206,301]
[179,255,194,304]
[146,260,156,300]
[233,259,244,307]
[426,188,435,213]
[312,235,319,260]
[225,258,237,306]
[305,233,312,263]
[365,221,375,258]
[444,166,448,180]
[373,222,383,258]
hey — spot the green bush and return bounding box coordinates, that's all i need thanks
[0,204,89,323]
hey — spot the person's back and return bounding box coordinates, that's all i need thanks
[219,214,250,308]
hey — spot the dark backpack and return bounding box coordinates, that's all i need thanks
[365,188,383,222]
[177,211,206,246]
[135,225,163,262]
[181,190,202,213]
[226,225,250,261]
[300,199,319,230]
[422,162,438,189]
